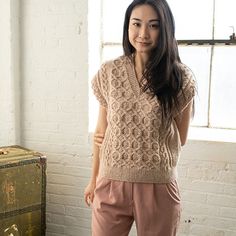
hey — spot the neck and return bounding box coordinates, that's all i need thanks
[134,53,149,80]
[134,53,149,70]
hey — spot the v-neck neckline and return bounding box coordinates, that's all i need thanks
[127,56,142,97]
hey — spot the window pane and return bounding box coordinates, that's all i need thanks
[103,0,130,42]
[214,0,236,39]
[179,46,211,126]
[168,0,213,39]
[102,45,123,62]
[210,47,236,129]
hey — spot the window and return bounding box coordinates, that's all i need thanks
[89,0,236,137]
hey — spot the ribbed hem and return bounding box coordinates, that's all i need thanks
[98,165,178,184]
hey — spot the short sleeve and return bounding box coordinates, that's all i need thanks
[91,63,108,107]
[176,65,196,114]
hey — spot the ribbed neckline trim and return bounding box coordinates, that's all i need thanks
[126,55,142,97]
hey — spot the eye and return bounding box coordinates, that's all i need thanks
[149,20,160,29]
[149,24,160,29]
[132,22,141,27]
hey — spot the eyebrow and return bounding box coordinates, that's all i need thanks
[131,18,160,22]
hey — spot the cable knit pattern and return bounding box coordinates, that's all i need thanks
[92,55,195,183]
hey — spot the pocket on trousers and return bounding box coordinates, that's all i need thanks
[94,177,111,195]
[93,178,112,211]
[165,180,181,203]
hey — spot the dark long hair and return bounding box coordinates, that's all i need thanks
[123,0,185,124]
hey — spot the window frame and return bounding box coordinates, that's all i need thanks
[88,0,236,141]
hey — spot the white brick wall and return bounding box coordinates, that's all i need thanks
[0,0,20,146]
[178,141,236,236]
[0,0,12,145]
[0,1,236,236]
[20,0,91,235]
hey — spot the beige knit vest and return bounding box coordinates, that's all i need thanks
[92,55,195,183]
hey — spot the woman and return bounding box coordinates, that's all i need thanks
[85,0,196,235]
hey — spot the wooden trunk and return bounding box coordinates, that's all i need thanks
[0,145,46,236]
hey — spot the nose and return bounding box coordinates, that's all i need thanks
[139,25,149,39]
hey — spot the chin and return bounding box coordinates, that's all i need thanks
[136,48,152,54]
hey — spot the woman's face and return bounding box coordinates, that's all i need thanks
[128,4,160,55]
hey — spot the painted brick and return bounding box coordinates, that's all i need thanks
[46,164,65,174]
[46,233,65,236]
[49,194,85,208]
[225,231,236,236]
[47,184,84,198]
[63,166,91,177]
[181,190,208,204]
[204,217,236,231]
[207,194,236,208]
[191,225,226,236]
[47,203,65,215]
[65,216,91,228]
[65,206,91,219]
[64,226,91,236]
[224,184,236,196]
[219,170,236,184]
[47,223,65,234]
[47,174,77,186]
[49,214,66,225]
[182,201,220,216]
[228,164,236,171]
[219,207,236,219]
[179,178,224,194]
[178,166,188,177]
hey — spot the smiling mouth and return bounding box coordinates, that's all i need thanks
[137,42,151,45]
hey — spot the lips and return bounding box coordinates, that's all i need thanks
[137,41,151,45]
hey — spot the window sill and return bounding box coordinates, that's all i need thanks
[89,127,236,144]
[188,127,236,143]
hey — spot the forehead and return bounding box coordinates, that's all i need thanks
[130,4,159,20]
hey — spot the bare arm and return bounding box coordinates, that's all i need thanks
[84,105,108,206]
[90,105,108,183]
[174,99,193,146]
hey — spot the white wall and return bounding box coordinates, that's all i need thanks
[0,1,235,236]
[20,0,91,235]
[0,0,20,146]
[178,140,236,236]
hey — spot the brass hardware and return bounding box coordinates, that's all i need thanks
[0,149,8,155]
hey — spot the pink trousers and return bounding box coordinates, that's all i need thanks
[92,178,181,236]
